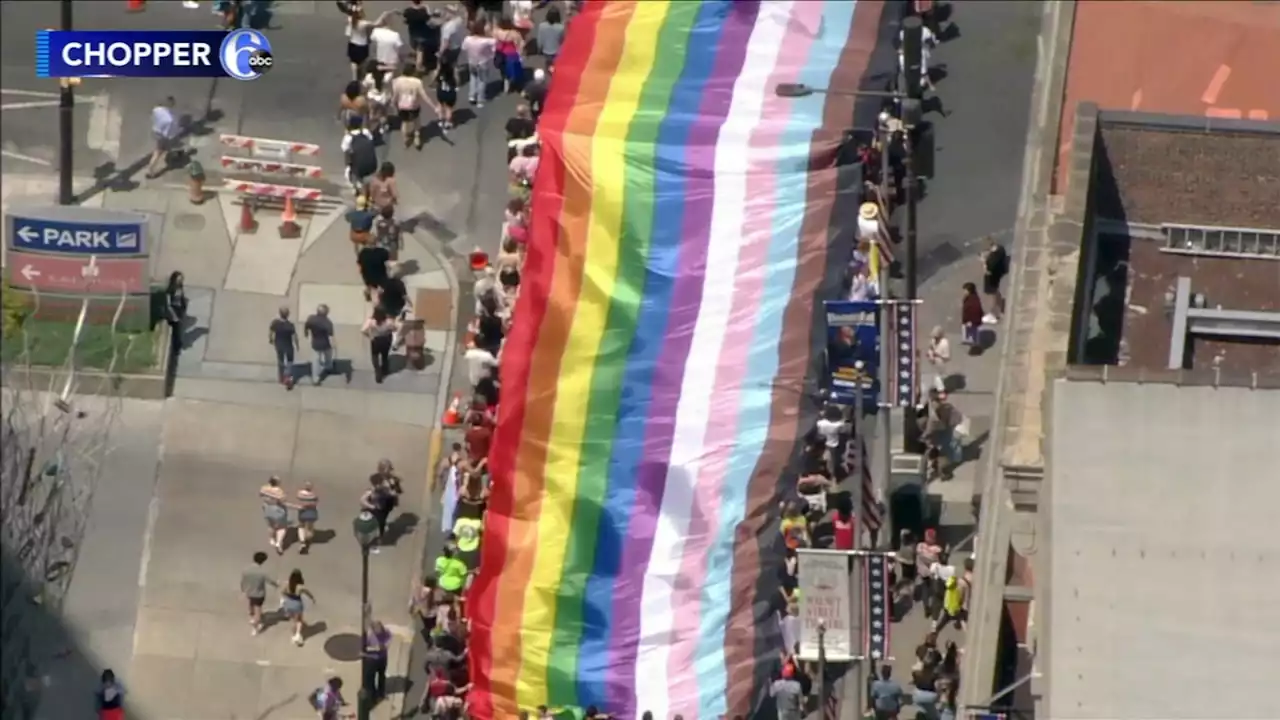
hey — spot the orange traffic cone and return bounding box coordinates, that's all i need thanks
[126,0,145,11]
[239,197,258,234]
[278,195,301,239]
[442,392,463,426]
[468,247,489,272]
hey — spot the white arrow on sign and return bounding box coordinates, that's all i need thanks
[16,226,38,244]
[20,265,41,281]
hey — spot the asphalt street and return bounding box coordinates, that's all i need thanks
[909,0,1042,284]
[0,0,511,255]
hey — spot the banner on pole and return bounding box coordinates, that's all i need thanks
[864,553,892,661]
[823,300,880,406]
[890,301,919,408]
[796,550,856,662]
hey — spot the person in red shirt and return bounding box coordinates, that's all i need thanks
[832,505,856,550]
[464,423,492,468]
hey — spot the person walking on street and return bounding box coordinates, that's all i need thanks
[981,237,1010,321]
[357,240,391,301]
[304,304,336,385]
[373,203,403,264]
[435,53,459,131]
[870,664,905,720]
[363,619,392,700]
[268,306,299,388]
[536,6,564,69]
[311,676,348,720]
[294,482,320,553]
[925,325,951,394]
[493,18,523,94]
[280,569,316,646]
[403,0,440,72]
[440,3,466,69]
[96,669,126,720]
[363,306,397,383]
[461,19,496,107]
[391,67,437,148]
[241,551,277,634]
[362,465,401,546]
[342,116,379,196]
[768,664,804,720]
[960,282,984,347]
[260,475,290,553]
[146,96,180,179]
[373,458,405,496]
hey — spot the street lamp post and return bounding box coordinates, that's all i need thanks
[58,0,74,205]
[352,511,380,720]
[816,619,827,712]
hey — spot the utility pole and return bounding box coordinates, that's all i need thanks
[817,621,827,714]
[840,552,865,720]
[58,0,75,205]
[900,15,925,453]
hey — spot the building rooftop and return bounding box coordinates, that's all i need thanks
[1081,116,1280,376]
[1046,379,1280,720]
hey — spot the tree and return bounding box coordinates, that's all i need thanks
[1,291,126,718]
[2,280,29,341]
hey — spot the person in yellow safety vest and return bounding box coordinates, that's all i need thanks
[452,515,482,554]
[435,546,468,594]
[936,574,968,633]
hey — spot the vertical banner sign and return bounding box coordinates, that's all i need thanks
[823,300,880,406]
[891,302,919,407]
[864,553,891,661]
[796,550,855,662]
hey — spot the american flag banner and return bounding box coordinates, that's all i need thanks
[843,435,883,540]
[864,553,892,662]
[890,302,919,408]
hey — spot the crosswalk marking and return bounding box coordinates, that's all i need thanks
[86,94,121,163]
[0,149,52,166]
[0,88,63,99]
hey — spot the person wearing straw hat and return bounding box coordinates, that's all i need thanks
[857,201,881,242]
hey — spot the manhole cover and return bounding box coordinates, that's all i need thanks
[173,213,206,231]
[323,633,363,662]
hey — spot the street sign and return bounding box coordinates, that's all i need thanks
[6,206,147,256]
[6,251,150,295]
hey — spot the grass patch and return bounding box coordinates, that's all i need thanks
[2,319,159,374]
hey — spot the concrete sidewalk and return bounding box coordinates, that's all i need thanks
[62,176,461,719]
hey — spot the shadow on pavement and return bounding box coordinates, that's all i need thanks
[1,546,123,719]
[74,91,225,206]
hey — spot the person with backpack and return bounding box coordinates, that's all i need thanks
[341,116,379,196]
[310,676,348,719]
[361,473,399,546]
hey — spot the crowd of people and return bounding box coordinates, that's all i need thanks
[382,1,559,715]
[328,0,560,392]
[767,4,1001,718]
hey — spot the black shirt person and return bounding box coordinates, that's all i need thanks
[403,0,440,71]
[357,244,391,297]
[378,275,409,318]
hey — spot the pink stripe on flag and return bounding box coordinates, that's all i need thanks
[664,2,827,705]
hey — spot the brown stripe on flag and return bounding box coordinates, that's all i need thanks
[723,1,889,716]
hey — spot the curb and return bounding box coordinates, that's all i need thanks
[389,178,463,719]
[958,0,1078,710]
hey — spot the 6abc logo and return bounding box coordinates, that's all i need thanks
[219,29,273,81]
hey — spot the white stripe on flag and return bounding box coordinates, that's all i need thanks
[635,4,795,717]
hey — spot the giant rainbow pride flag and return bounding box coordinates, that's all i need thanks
[468,1,886,717]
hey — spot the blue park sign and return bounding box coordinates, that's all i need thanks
[6,206,148,257]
